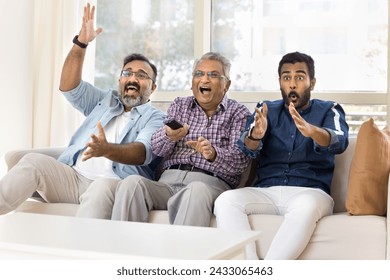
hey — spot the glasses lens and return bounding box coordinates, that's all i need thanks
[193,70,204,78]
[208,72,221,79]
[135,71,148,80]
[121,70,131,77]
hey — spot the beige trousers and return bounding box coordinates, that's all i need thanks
[77,169,230,227]
[0,153,91,214]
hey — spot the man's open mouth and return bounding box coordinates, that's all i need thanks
[288,92,298,102]
[125,83,139,93]
[200,86,211,94]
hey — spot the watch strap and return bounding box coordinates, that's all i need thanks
[73,35,88,48]
[247,127,262,141]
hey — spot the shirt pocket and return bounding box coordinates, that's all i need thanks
[214,126,231,149]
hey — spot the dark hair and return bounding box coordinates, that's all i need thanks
[123,53,157,82]
[278,52,315,80]
[193,52,231,80]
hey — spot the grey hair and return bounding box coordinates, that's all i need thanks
[192,52,231,80]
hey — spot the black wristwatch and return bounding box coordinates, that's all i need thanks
[73,35,88,48]
[247,127,262,141]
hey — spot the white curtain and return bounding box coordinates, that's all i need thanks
[0,0,95,157]
[0,0,98,176]
[0,0,34,154]
[32,0,88,148]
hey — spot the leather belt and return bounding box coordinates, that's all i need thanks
[168,164,214,176]
[167,164,231,187]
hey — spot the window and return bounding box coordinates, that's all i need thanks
[211,0,387,92]
[95,0,195,91]
[94,0,388,133]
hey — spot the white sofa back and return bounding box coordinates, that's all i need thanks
[331,137,356,213]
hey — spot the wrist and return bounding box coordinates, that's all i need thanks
[73,35,88,48]
[247,127,262,141]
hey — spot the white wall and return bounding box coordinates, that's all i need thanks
[0,0,34,176]
[0,0,34,154]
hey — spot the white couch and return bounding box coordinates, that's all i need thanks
[5,137,390,259]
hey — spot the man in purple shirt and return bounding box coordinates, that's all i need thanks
[110,52,251,226]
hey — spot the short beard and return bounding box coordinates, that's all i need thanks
[120,95,142,109]
[119,91,151,111]
[282,86,311,111]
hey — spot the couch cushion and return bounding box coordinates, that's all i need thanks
[345,118,390,216]
[298,213,387,259]
[248,214,283,259]
[148,210,170,224]
[147,210,282,260]
[15,200,79,216]
[15,202,386,260]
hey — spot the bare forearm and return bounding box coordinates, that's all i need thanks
[59,46,86,91]
[104,142,147,165]
[309,125,331,147]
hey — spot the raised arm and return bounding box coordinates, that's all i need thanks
[59,3,102,92]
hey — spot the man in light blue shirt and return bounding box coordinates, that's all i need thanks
[58,80,164,181]
[0,4,165,216]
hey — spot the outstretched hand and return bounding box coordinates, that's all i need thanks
[186,136,216,161]
[249,102,268,139]
[288,103,332,147]
[288,103,313,137]
[82,121,109,161]
[78,3,103,44]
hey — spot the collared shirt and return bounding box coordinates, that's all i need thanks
[152,95,251,188]
[238,99,349,194]
[57,81,166,180]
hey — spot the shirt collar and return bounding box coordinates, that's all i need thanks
[113,90,152,114]
[129,100,152,115]
[283,100,312,115]
[190,94,228,113]
[298,100,312,114]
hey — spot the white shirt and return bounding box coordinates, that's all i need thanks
[73,111,132,180]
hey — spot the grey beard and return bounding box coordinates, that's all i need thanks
[120,95,143,109]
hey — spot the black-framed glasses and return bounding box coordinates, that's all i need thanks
[120,69,154,82]
[192,70,228,80]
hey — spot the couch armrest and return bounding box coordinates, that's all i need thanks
[4,147,66,171]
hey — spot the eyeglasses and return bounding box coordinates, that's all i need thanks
[120,69,154,82]
[192,70,228,80]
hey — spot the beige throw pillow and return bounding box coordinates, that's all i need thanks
[345,118,390,216]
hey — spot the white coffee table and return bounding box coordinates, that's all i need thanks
[0,212,260,260]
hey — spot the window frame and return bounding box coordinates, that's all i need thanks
[91,0,389,124]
